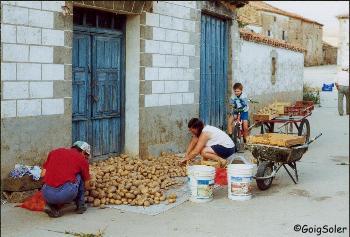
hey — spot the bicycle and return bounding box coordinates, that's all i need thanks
[229,99,259,153]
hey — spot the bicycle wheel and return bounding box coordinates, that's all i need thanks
[232,123,242,152]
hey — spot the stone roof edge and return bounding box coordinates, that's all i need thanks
[239,29,306,53]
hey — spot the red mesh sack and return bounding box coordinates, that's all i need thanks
[18,191,46,212]
[215,168,227,185]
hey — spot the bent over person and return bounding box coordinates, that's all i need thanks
[41,141,91,218]
[180,118,235,167]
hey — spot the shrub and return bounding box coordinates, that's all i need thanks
[303,83,320,104]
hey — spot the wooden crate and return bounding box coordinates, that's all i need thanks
[296,101,314,110]
[247,133,306,147]
[253,113,278,121]
[272,102,291,115]
[284,105,312,116]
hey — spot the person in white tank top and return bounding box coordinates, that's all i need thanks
[180,118,235,167]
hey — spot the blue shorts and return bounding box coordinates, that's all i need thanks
[233,111,249,121]
[211,145,235,159]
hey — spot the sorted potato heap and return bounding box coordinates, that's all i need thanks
[256,104,279,115]
[85,153,187,208]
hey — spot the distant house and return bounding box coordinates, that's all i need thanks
[336,13,349,69]
[322,41,337,65]
[237,1,324,67]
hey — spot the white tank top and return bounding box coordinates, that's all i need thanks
[202,125,235,148]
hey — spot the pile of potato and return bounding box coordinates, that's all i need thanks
[256,105,279,115]
[85,153,187,208]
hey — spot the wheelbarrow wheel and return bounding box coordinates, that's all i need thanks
[256,161,274,190]
[298,119,310,142]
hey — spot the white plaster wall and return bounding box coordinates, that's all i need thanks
[337,18,349,69]
[234,40,304,100]
[125,15,140,155]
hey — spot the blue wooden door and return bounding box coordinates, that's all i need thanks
[73,29,124,158]
[199,14,228,129]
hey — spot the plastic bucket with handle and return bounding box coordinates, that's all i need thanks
[188,165,216,203]
[227,156,255,201]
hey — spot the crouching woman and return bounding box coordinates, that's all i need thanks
[180,118,235,167]
[41,141,92,218]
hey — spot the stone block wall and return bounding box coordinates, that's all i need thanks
[322,43,337,65]
[1,1,73,179]
[139,1,201,156]
[300,21,323,67]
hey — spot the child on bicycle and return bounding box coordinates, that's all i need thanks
[227,83,249,143]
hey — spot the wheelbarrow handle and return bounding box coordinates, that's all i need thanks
[293,133,322,149]
[307,133,322,145]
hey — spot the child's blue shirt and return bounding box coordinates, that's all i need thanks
[230,92,249,112]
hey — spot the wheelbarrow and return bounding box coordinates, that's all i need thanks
[247,133,322,190]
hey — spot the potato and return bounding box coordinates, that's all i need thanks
[107,186,117,193]
[167,199,176,204]
[137,200,144,206]
[88,197,94,203]
[98,191,106,199]
[125,193,135,199]
[91,190,99,198]
[115,200,122,205]
[144,200,150,207]
[93,199,101,207]
[167,193,177,199]
[160,195,166,201]
[101,198,106,205]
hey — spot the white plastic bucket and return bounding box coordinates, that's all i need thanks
[227,163,255,201]
[187,165,216,203]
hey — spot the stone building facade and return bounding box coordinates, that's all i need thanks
[1,1,247,179]
[1,1,304,181]
[337,13,349,69]
[322,41,337,65]
[237,1,323,67]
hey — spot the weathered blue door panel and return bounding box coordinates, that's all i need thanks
[73,29,123,158]
[91,35,122,157]
[72,33,91,144]
[200,14,228,129]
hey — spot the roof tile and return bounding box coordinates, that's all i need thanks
[239,29,306,53]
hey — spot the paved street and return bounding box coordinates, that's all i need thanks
[1,66,349,237]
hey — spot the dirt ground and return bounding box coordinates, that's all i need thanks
[1,66,349,237]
